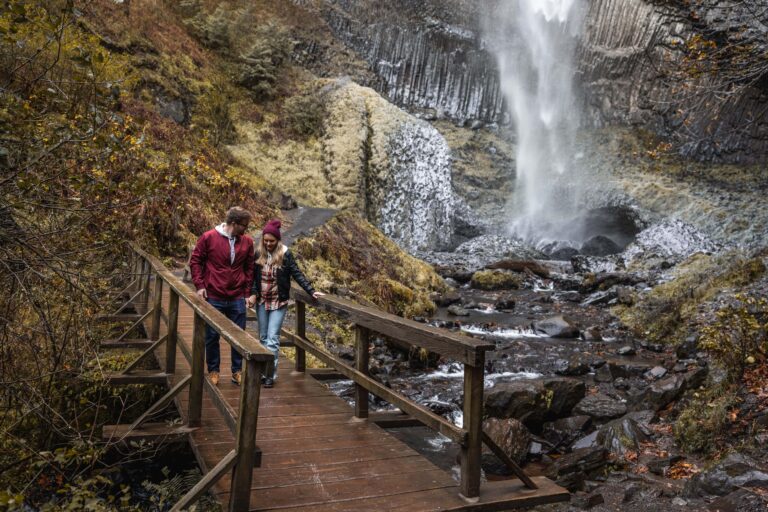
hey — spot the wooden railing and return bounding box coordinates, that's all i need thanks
[282,288,538,501]
[104,245,274,512]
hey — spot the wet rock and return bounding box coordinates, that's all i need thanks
[446,304,470,317]
[571,254,625,274]
[594,365,613,383]
[482,417,531,465]
[581,235,622,256]
[628,375,686,411]
[683,366,708,390]
[684,453,768,497]
[596,417,650,456]
[485,259,550,278]
[625,409,658,426]
[550,247,580,261]
[582,289,618,306]
[555,355,591,377]
[542,415,592,448]
[613,377,630,390]
[544,447,609,491]
[557,290,583,302]
[484,378,586,429]
[708,488,768,511]
[581,326,603,341]
[646,366,668,380]
[609,360,652,378]
[433,290,461,307]
[532,315,580,338]
[640,341,665,353]
[571,493,604,509]
[494,296,516,310]
[616,345,636,356]
[572,431,599,450]
[573,393,628,421]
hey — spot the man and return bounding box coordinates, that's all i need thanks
[189,207,254,385]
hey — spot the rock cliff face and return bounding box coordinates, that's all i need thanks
[306,0,504,124]
[300,0,768,163]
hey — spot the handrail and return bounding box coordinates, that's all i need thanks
[131,243,273,362]
[291,288,495,366]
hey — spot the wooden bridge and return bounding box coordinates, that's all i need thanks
[100,245,569,511]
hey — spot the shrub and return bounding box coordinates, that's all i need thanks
[237,23,293,100]
[470,270,522,290]
[674,385,738,454]
[282,91,327,140]
[699,294,768,379]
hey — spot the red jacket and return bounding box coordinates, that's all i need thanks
[190,227,254,300]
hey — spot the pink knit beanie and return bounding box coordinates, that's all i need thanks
[262,219,282,240]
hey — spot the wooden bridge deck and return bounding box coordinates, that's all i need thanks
[139,284,568,511]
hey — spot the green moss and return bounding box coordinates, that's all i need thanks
[674,385,738,454]
[470,270,521,291]
[614,251,766,344]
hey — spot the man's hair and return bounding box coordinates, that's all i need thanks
[225,206,252,225]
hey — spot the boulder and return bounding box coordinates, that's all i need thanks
[684,453,768,497]
[470,269,522,290]
[482,417,531,465]
[628,375,686,411]
[581,326,603,341]
[573,393,628,421]
[446,304,470,317]
[544,447,609,491]
[494,295,516,310]
[542,415,592,448]
[484,378,586,430]
[554,355,592,376]
[532,315,580,338]
[550,247,580,261]
[609,360,652,378]
[596,417,650,456]
[486,259,550,278]
[581,235,622,256]
[433,290,461,307]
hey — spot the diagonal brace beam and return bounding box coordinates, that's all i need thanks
[121,334,168,375]
[114,308,153,343]
[111,288,145,316]
[127,374,192,433]
[481,431,538,489]
[170,449,237,512]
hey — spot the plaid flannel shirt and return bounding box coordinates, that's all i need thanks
[259,262,288,310]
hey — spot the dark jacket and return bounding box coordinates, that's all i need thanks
[250,248,314,302]
[190,227,254,300]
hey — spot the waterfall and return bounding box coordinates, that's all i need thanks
[486,0,587,247]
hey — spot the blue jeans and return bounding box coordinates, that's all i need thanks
[257,304,287,379]
[205,298,245,374]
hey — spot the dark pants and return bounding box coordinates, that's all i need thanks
[205,298,245,374]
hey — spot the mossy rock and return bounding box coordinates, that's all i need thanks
[470,270,521,290]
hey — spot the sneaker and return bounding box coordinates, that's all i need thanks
[231,371,242,386]
[263,377,274,388]
[209,372,220,386]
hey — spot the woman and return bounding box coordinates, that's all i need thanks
[247,219,323,387]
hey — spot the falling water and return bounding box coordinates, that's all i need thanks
[485,0,587,247]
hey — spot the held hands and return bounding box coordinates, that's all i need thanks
[246,295,257,308]
[197,288,208,299]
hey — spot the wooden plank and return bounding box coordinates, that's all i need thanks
[101,422,195,443]
[248,456,437,489]
[188,311,205,427]
[305,368,345,380]
[121,334,168,374]
[237,469,455,510]
[257,444,419,470]
[291,288,494,366]
[254,430,396,455]
[369,411,423,428]
[267,477,569,512]
[105,371,171,385]
[95,313,143,323]
[283,330,467,445]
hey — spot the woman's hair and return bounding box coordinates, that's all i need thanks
[256,237,285,267]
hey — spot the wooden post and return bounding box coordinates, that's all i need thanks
[229,358,264,512]
[294,301,306,373]
[166,290,179,374]
[132,254,141,293]
[188,311,206,427]
[142,258,151,309]
[150,273,163,340]
[459,354,485,501]
[354,325,370,419]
